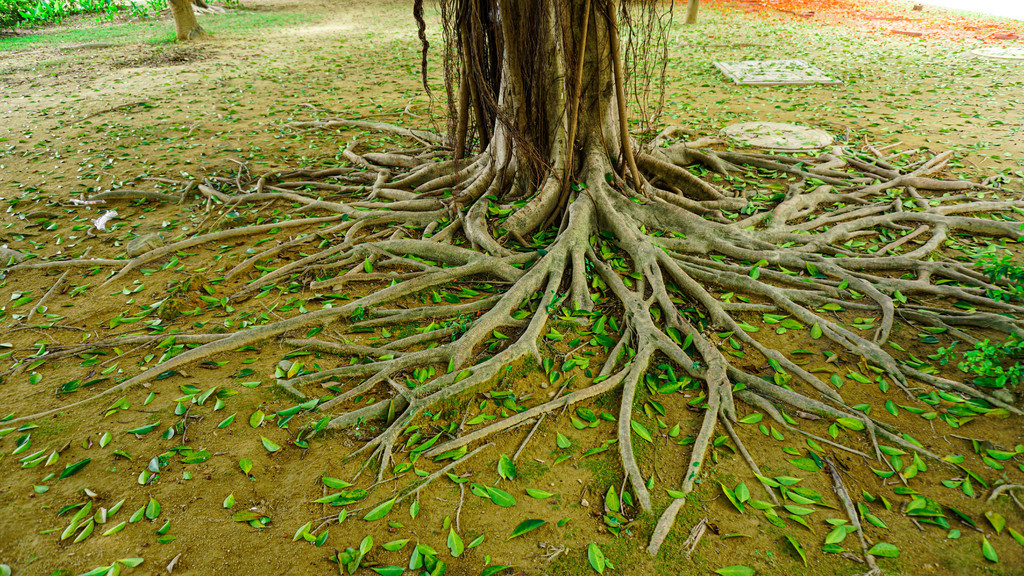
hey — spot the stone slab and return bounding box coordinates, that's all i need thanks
[970,47,1024,60]
[722,122,834,152]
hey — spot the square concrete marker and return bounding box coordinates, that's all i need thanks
[714,60,841,85]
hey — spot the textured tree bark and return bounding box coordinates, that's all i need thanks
[168,0,210,41]
[487,0,626,237]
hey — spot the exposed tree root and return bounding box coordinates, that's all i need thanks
[6,124,1023,570]
[286,119,446,146]
[988,484,1024,502]
[827,457,882,575]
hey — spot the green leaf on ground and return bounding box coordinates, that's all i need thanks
[508,519,546,540]
[588,542,606,574]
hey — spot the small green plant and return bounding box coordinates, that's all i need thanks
[17,0,71,23]
[3,0,138,27]
[1,0,35,26]
[126,0,164,19]
[929,341,959,366]
[126,1,147,17]
[959,336,1024,389]
[76,0,116,21]
[981,253,1024,302]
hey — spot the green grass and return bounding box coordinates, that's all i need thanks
[33,419,72,439]
[0,10,315,51]
[515,458,549,483]
[581,452,622,489]
[503,355,542,380]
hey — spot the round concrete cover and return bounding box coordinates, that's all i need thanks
[970,47,1024,60]
[722,122,833,151]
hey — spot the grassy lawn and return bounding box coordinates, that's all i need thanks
[0,9,314,51]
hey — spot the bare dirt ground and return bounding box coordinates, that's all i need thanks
[1,1,1023,575]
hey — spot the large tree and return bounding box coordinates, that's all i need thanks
[7,0,1024,569]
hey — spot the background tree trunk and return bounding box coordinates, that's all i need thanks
[168,0,210,41]
[685,0,699,24]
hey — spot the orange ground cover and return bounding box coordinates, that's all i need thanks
[712,0,1024,42]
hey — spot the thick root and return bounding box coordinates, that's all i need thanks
[8,127,1023,574]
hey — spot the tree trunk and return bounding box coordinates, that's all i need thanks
[685,0,700,24]
[446,0,630,237]
[168,0,210,41]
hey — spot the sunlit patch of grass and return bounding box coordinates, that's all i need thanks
[0,10,314,51]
